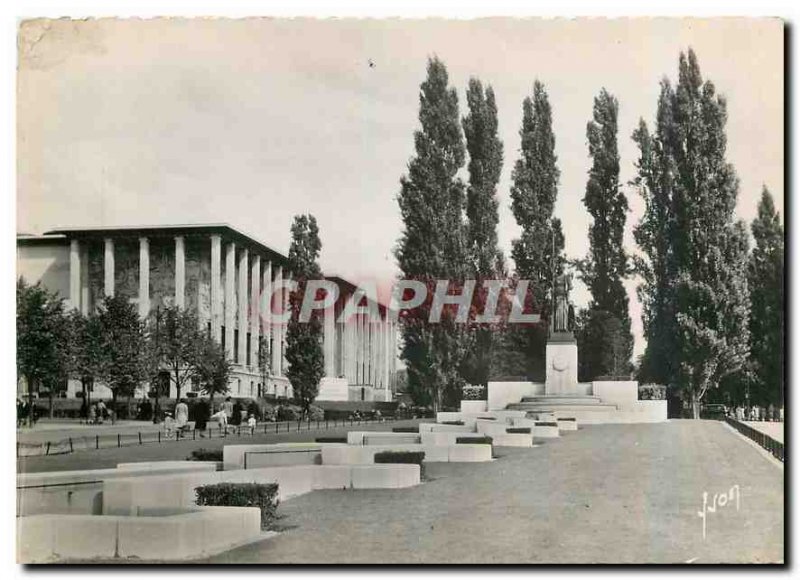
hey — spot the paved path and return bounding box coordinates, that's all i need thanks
[203,420,783,564]
[743,421,784,444]
[17,419,423,473]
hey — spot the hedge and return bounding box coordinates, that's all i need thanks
[639,384,667,401]
[392,426,419,433]
[535,422,558,427]
[506,427,531,434]
[195,482,279,530]
[455,436,493,445]
[441,420,464,426]
[186,448,223,462]
[315,436,347,443]
[477,417,496,421]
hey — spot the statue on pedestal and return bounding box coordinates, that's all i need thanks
[550,272,574,337]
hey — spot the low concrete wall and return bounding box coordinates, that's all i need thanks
[420,431,482,446]
[487,381,544,411]
[436,410,528,429]
[532,424,560,438]
[592,381,639,411]
[321,443,491,465]
[557,419,579,431]
[475,421,512,437]
[17,462,220,517]
[346,432,422,446]
[17,506,262,563]
[223,443,326,471]
[460,400,488,413]
[492,433,535,447]
[103,464,420,516]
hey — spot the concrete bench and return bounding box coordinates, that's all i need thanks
[321,443,490,465]
[17,506,261,563]
[556,418,579,431]
[418,423,476,433]
[17,462,219,517]
[491,433,535,447]
[532,422,560,438]
[102,464,421,516]
[347,431,422,446]
[223,443,328,471]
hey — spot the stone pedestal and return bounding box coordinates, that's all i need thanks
[545,333,578,395]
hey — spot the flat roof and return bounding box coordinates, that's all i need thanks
[44,223,289,266]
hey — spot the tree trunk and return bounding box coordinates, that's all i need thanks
[27,375,36,427]
[692,392,701,420]
[48,391,54,419]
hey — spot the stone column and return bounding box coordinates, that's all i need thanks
[210,235,222,342]
[261,261,272,393]
[103,238,115,297]
[174,236,185,309]
[224,242,236,360]
[250,255,261,370]
[237,248,248,366]
[271,266,283,376]
[383,318,390,399]
[80,245,89,315]
[69,239,80,311]
[138,237,150,319]
[323,300,335,377]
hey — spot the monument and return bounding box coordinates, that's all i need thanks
[545,273,578,395]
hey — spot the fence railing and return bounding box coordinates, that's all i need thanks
[17,416,403,458]
[724,417,784,462]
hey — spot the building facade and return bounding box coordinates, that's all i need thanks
[17,224,397,403]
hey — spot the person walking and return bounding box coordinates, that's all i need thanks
[195,398,210,438]
[222,397,234,434]
[247,413,256,436]
[175,398,189,439]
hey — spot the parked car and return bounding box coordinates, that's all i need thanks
[700,404,728,419]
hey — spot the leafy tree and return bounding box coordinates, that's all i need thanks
[461,78,505,388]
[576,89,633,378]
[65,309,104,415]
[16,278,67,425]
[96,294,148,410]
[147,305,204,402]
[748,187,784,407]
[507,80,565,380]
[196,332,233,404]
[395,57,469,411]
[285,214,325,418]
[633,49,751,417]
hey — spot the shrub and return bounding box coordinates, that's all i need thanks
[535,422,558,427]
[392,426,419,433]
[315,436,346,443]
[195,482,279,530]
[506,427,531,434]
[639,384,667,401]
[462,385,486,401]
[374,451,426,478]
[478,416,496,421]
[308,405,325,421]
[187,448,223,462]
[276,405,302,422]
[455,436,493,445]
[441,420,464,426]
[246,400,262,421]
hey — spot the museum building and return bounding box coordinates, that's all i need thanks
[16,224,398,403]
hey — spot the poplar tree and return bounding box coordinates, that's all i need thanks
[748,187,784,407]
[508,80,565,380]
[633,49,751,417]
[577,89,633,379]
[462,78,504,387]
[285,214,325,418]
[396,57,468,411]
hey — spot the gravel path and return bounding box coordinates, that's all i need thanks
[202,420,783,564]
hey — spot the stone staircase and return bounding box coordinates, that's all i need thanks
[506,395,619,424]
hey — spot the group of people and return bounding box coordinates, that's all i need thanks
[16,398,39,427]
[85,400,114,425]
[730,404,783,422]
[164,396,258,438]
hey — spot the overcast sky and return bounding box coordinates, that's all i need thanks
[18,17,784,357]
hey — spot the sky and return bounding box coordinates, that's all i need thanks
[17,17,784,358]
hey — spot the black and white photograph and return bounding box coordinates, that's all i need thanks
[12,13,785,566]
